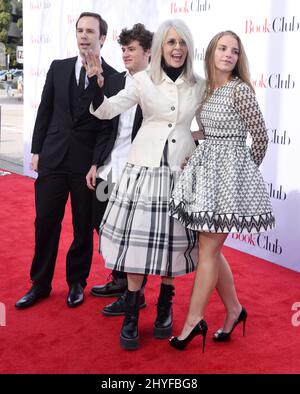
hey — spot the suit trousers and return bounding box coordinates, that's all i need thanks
[30,170,94,289]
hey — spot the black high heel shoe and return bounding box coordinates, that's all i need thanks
[169,319,208,353]
[213,307,247,342]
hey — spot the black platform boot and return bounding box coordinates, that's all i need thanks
[153,283,175,339]
[120,290,140,350]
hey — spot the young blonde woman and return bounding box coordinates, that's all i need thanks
[169,31,275,352]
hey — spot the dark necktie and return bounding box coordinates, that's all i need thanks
[78,66,86,91]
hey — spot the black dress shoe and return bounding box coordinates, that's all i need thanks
[91,277,127,297]
[102,291,146,316]
[67,283,84,308]
[15,285,51,309]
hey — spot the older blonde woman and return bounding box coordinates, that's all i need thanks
[87,19,205,350]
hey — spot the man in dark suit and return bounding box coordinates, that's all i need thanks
[85,24,153,316]
[15,12,117,309]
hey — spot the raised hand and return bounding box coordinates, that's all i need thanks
[83,50,104,88]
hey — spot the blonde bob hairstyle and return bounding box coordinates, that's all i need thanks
[204,30,254,100]
[149,19,197,85]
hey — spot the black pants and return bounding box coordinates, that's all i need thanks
[30,171,94,289]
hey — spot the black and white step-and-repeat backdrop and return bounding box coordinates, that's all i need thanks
[23,0,300,272]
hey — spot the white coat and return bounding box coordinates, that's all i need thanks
[90,69,205,170]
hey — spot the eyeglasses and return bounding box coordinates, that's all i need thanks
[163,39,187,48]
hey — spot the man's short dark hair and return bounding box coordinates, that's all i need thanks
[118,23,153,52]
[76,12,108,37]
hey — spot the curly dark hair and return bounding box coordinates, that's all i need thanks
[118,23,153,51]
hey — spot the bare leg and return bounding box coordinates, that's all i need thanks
[127,273,145,291]
[216,253,242,332]
[161,276,174,286]
[178,232,227,340]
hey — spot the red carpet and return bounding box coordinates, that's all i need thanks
[0,171,300,374]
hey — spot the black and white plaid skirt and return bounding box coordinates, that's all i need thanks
[99,146,198,277]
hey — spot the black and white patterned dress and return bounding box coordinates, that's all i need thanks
[100,147,198,277]
[170,78,275,233]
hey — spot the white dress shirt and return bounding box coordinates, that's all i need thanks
[75,57,88,88]
[98,72,137,183]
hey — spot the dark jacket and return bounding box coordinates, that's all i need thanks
[31,57,117,173]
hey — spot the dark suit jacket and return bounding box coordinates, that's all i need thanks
[95,71,143,167]
[31,57,117,173]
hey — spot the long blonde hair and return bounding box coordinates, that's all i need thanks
[149,19,197,85]
[204,30,254,100]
